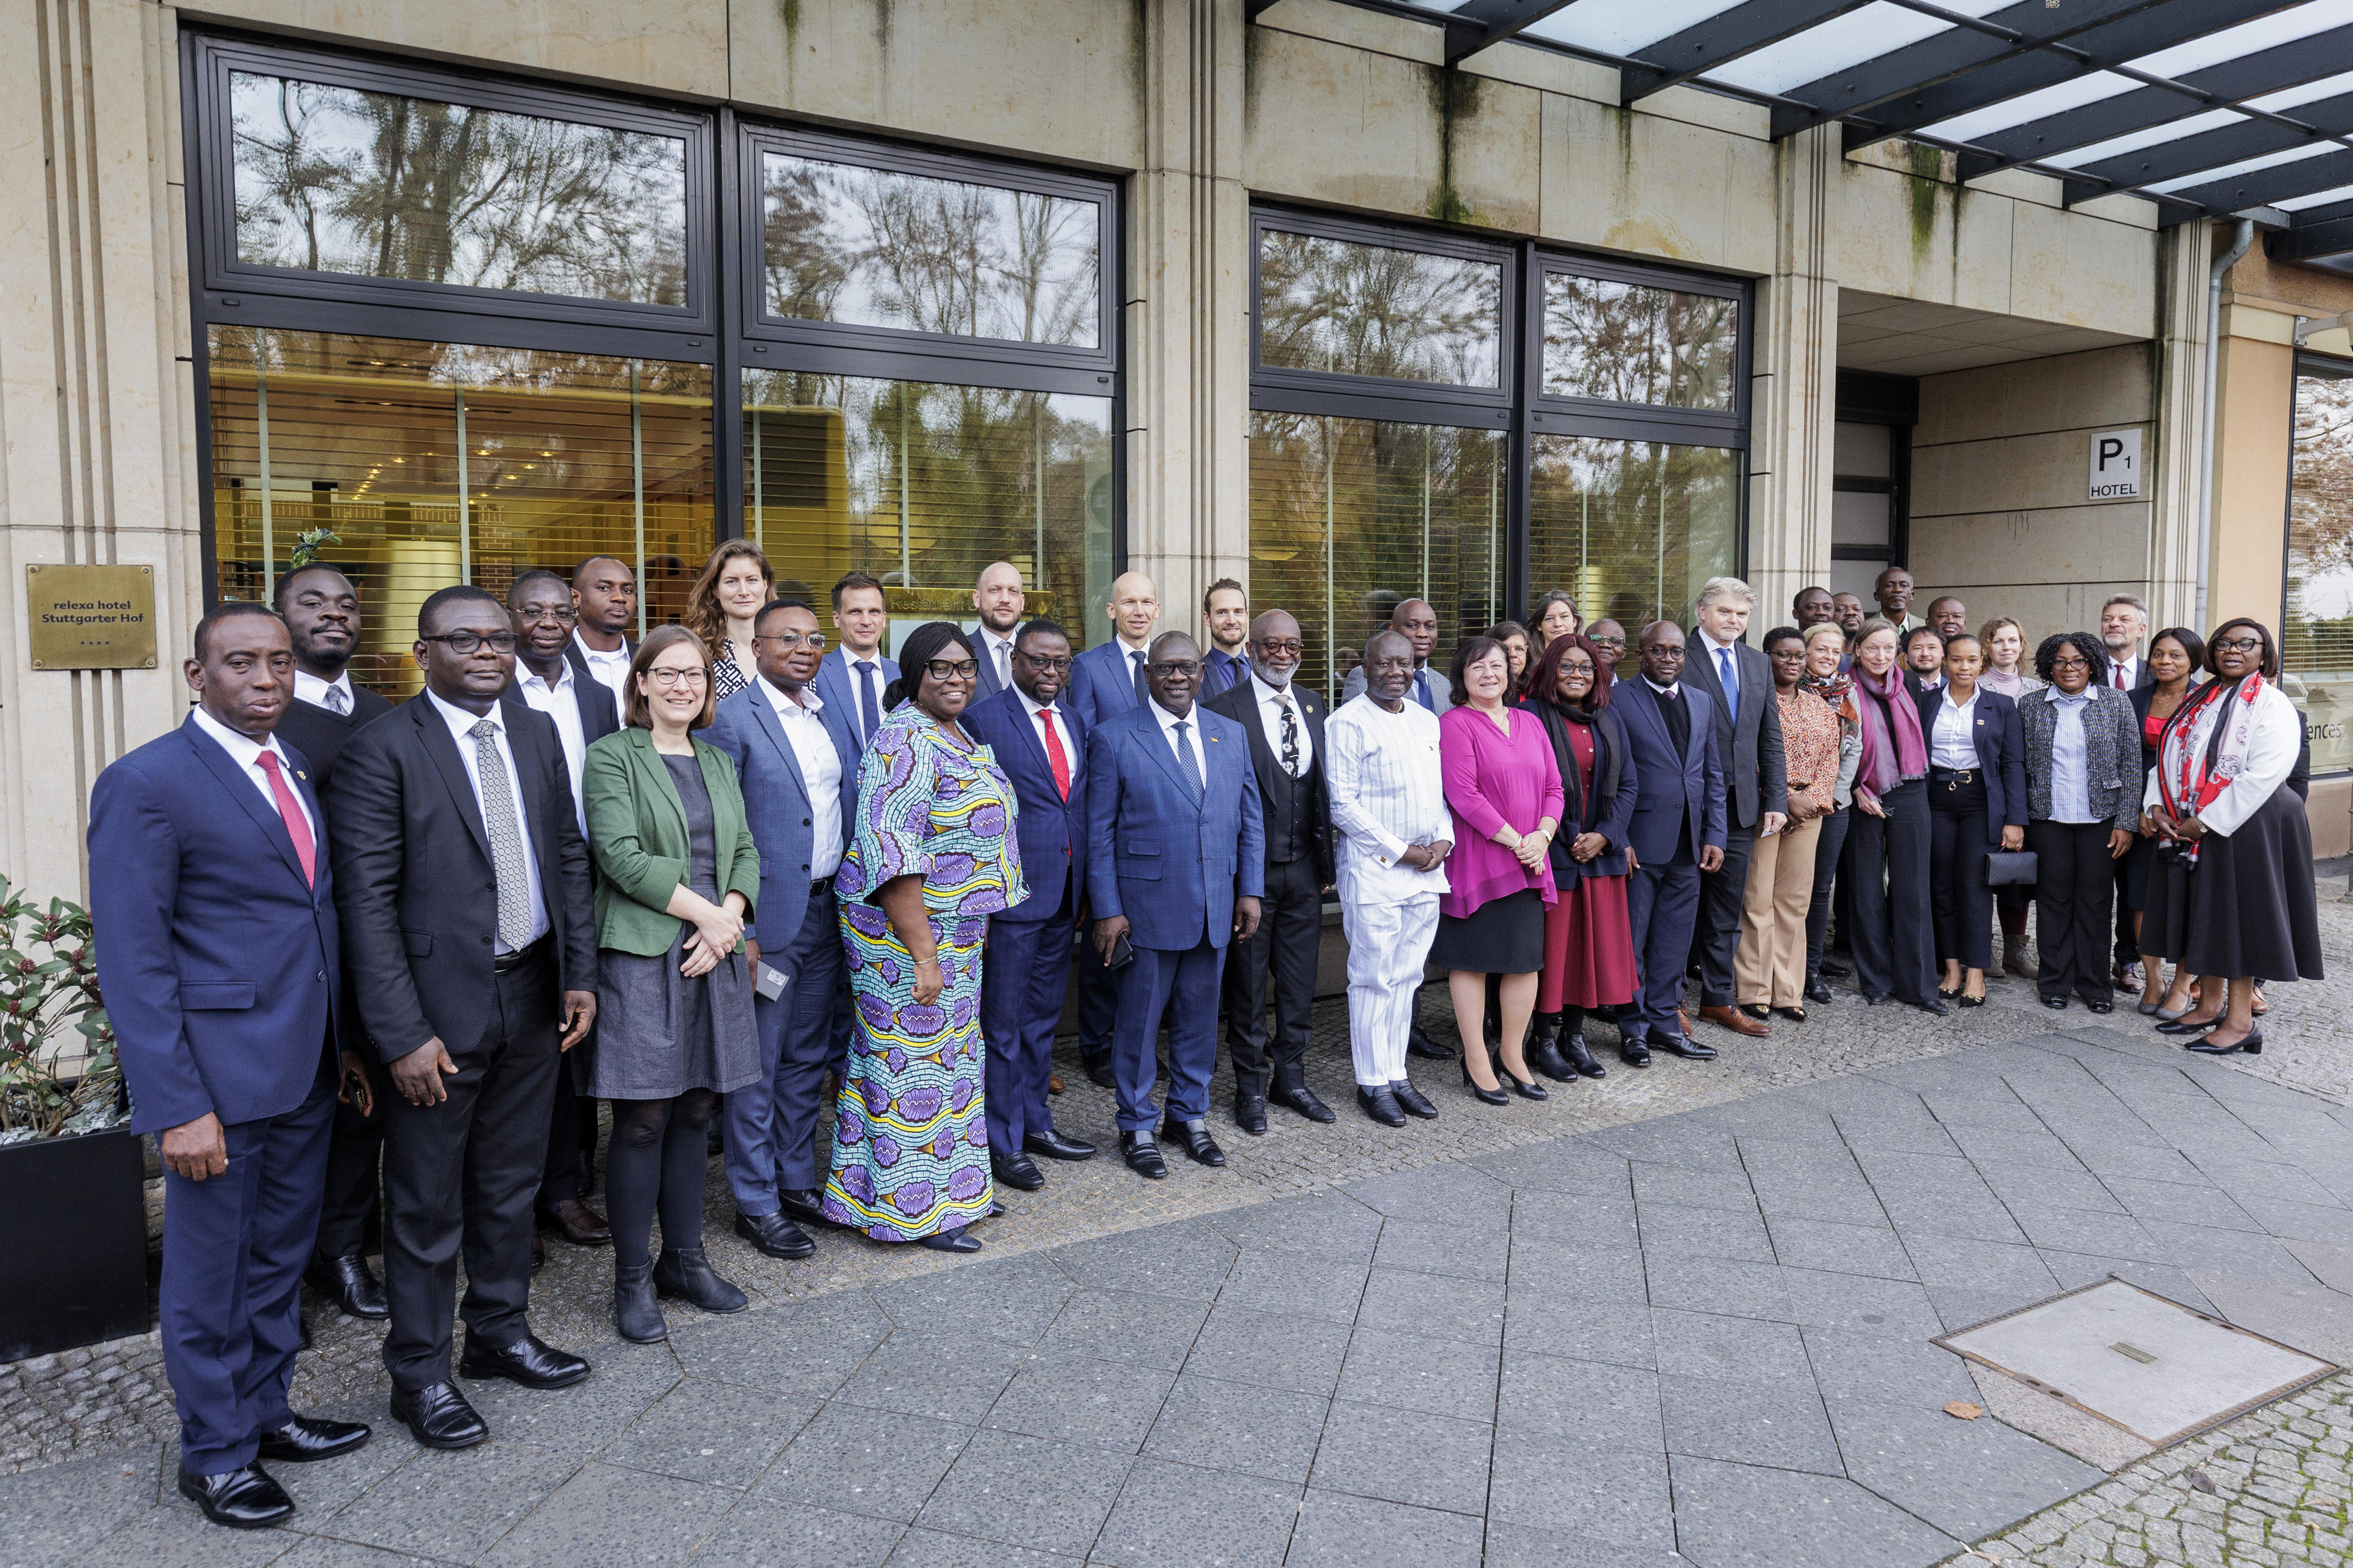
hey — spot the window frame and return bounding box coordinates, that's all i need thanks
[1527,252,1751,448]
[2284,348,2353,780]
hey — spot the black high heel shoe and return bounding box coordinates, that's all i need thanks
[2156,1015,2220,1036]
[1495,1059,1548,1101]
[2188,1029,2262,1056]
[1459,1055,1509,1107]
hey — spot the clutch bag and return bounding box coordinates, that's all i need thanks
[1984,849,2038,886]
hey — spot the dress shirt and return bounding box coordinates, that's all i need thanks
[2047,689,2095,823]
[1014,684,1078,786]
[514,659,589,836]
[1702,635,1742,723]
[190,706,318,840]
[2108,654,2141,691]
[1149,698,1207,786]
[1326,696,1450,905]
[293,669,356,716]
[1930,690,1980,770]
[572,631,631,723]
[1251,673,1314,777]
[974,626,1018,692]
[424,689,549,951]
[761,675,844,878]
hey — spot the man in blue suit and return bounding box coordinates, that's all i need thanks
[1609,622,1728,1069]
[967,561,1025,701]
[1064,571,1161,1087]
[1200,577,1250,695]
[964,618,1099,1191]
[1086,631,1265,1180]
[708,598,861,1259]
[89,602,371,1530]
[814,570,899,751]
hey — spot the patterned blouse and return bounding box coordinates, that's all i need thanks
[837,706,1028,920]
[1777,686,1844,817]
[712,640,754,700]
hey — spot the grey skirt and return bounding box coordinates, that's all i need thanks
[582,939,761,1100]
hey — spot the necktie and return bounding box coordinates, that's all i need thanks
[2113,661,2127,690]
[1037,707,1072,800]
[995,639,1011,690]
[1278,695,1301,777]
[855,660,881,739]
[1414,669,1434,712]
[324,685,349,716]
[254,752,316,887]
[1172,719,1204,799]
[468,719,536,950]
[1131,649,1149,705]
[1718,645,1738,723]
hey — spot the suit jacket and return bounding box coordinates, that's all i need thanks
[1682,632,1788,830]
[1085,702,1265,952]
[963,686,1089,923]
[706,680,860,950]
[564,636,634,730]
[274,685,397,795]
[1203,675,1336,887]
[813,647,900,749]
[1610,678,1727,867]
[1068,638,1149,735]
[1911,685,2028,850]
[1202,648,1249,696]
[2017,684,2141,832]
[88,717,339,1133]
[969,627,1019,702]
[328,695,597,1061]
[581,728,763,956]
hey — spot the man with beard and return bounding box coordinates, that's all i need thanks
[1201,578,1251,695]
[967,561,1026,700]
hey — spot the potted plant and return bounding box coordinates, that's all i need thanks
[0,876,146,1362]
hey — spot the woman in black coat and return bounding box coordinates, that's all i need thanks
[2129,628,2202,1013]
[1914,633,2027,1006]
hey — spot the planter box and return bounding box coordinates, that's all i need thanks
[0,1127,150,1362]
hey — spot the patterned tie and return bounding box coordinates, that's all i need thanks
[323,685,349,716]
[1718,645,1739,724]
[1172,719,1204,799]
[1278,695,1301,777]
[254,752,315,887]
[855,660,881,739]
[469,719,536,950]
[1037,707,1072,800]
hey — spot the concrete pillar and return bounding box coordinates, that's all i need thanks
[2147,219,2211,633]
[1,0,196,903]
[1747,124,1838,634]
[1124,0,1249,650]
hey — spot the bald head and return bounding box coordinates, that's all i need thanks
[1391,598,1438,665]
[973,561,1025,635]
[1107,571,1160,648]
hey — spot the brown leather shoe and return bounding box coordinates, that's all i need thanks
[540,1198,612,1247]
[1048,1072,1065,1096]
[530,1228,545,1273]
[1698,1003,1770,1038]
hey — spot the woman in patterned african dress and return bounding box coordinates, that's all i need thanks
[823,621,1028,1252]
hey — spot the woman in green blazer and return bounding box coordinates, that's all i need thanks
[579,625,762,1343]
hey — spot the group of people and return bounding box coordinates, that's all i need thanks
[91,542,2326,1532]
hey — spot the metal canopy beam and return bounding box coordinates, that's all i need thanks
[1619,0,1878,105]
[2269,212,2353,261]
[2158,145,2353,212]
[2064,92,2353,195]
[1444,0,1584,64]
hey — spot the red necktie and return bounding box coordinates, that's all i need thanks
[2113,662,2127,690]
[255,750,316,886]
[1038,708,1072,800]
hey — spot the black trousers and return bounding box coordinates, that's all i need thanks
[1804,806,1849,986]
[1928,771,1994,971]
[380,940,561,1391]
[536,1051,600,1209]
[314,1050,385,1261]
[2031,820,2116,1006]
[1222,855,1321,1095]
[1693,822,1758,1007]
[1847,780,1935,1006]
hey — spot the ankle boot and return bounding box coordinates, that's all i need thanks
[2003,932,2034,979]
[652,1246,748,1314]
[1559,1009,1606,1079]
[613,1261,666,1343]
[1525,1012,1577,1082]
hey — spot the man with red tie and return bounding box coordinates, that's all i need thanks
[964,618,1098,1190]
[89,602,371,1530]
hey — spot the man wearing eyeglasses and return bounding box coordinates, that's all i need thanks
[329,586,600,1451]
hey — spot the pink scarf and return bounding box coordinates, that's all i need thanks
[1852,664,1927,803]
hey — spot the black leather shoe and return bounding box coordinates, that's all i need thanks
[1024,1129,1096,1161]
[2041,995,2069,1009]
[177,1463,294,1528]
[1162,1116,1227,1167]
[734,1209,816,1259]
[1911,998,1951,1017]
[1805,980,1835,1005]
[2189,1029,2262,1056]
[1391,1079,1438,1119]
[1619,1035,1654,1067]
[1271,1081,1335,1123]
[2086,998,2115,1015]
[1821,959,1851,978]
[388,1382,488,1450]
[1085,1057,1119,1089]
[2158,1015,2221,1036]
[1121,1131,1167,1180]
[305,1254,389,1320]
[1526,1035,1578,1083]
[1407,1022,1454,1060]
[920,1229,982,1252]
[1562,1031,1606,1080]
[1233,1092,1268,1136]
[256,1414,371,1464]
[458,1332,590,1390]
[652,1247,748,1314]
[538,1198,612,1247]
[1357,1085,1407,1126]
[777,1187,831,1230]
[991,1150,1045,1190]
[1654,1032,1718,1061]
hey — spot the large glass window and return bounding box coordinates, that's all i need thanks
[1541,275,1737,411]
[1528,439,1739,631]
[1257,229,1504,388]
[2288,358,2353,777]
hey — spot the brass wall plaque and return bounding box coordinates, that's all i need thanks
[26,564,158,670]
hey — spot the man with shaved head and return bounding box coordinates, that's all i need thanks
[968,561,1026,700]
[1340,597,1457,713]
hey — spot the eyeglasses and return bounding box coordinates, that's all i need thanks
[1018,653,1074,673]
[754,630,827,650]
[646,666,709,688]
[1587,636,1626,650]
[515,606,577,625]
[422,630,519,655]
[1150,660,1202,678]
[2214,635,2262,654]
[1559,660,1597,676]
[2050,655,2092,670]
[924,659,979,680]
[1254,639,1304,658]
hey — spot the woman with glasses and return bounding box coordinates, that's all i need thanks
[2016,631,2141,1014]
[2140,618,2323,1055]
[825,622,1026,1251]
[579,626,762,1341]
[685,541,775,699]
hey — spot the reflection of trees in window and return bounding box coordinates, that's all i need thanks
[759,155,1098,347]
[231,72,688,305]
[1257,232,1501,388]
[2289,370,2353,669]
[1543,276,1736,410]
[1529,436,1738,630]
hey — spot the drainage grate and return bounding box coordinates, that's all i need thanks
[1935,1277,2337,1447]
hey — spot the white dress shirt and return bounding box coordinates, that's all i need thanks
[1015,684,1079,786]
[1326,694,1451,905]
[1931,690,1981,770]
[2107,654,2141,692]
[572,630,631,725]
[1251,673,1314,777]
[514,660,589,836]
[1149,698,1208,785]
[425,689,548,952]
[191,706,318,840]
[974,627,1018,692]
[761,675,845,878]
[292,669,356,717]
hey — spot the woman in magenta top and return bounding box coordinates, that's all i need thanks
[1431,635,1564,1105]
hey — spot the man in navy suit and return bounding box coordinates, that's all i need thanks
[968,561,1025,701]
[565,554,636,729]
[1681,576,1787,1041]
[90,602,372,1529]
[1610,622,1728,1067]
[1064,570,1162,1086]
[814,571,900,750]
[1086,632,1265,1180]
[1201,577,1250,695]
[964,618,1099,1190]
[708,597,860,1259]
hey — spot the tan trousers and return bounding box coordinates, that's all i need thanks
[1735,814,1823,1008]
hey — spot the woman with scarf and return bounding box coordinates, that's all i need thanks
[1519,633,1637,1083]
[2017,630,2142,1013]
[1845,619,1944,1013]
[1736,628,1838,1021]
[2139,618,2324,1055]
[1797,623,1863,1005]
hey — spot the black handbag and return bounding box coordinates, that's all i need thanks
[1984,849,2038,887]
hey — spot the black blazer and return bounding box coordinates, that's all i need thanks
[1912,683,2028,849]
[502,661,622,750]
[1203,676,1337,887]
[273,685,396,795]
[1680,633,1788,830]
[328,695,597,1062]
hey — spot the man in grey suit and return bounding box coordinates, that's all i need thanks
[968,561,1025,700]
[1681,576,1787,1041]
[1339,598,1456,713]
